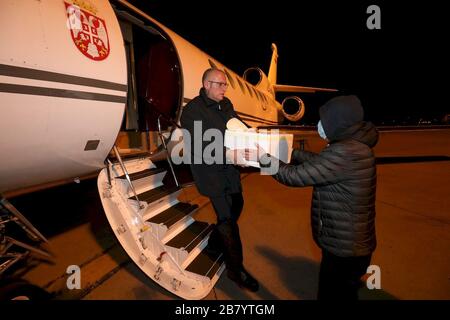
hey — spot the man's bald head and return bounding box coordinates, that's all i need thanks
[202,68,228,102]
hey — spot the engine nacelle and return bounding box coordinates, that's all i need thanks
[281,96,306,122]
[243,67,271,91]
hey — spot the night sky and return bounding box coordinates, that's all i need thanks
[126,0,446,125]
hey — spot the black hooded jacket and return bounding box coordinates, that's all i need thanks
[264,96,379,257]
[180,89,242,197]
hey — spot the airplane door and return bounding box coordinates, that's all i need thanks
[134,31,182,132]
[0,0,127,194]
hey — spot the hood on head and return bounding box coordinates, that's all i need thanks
[335,121,379,148]
[319,95,364,140]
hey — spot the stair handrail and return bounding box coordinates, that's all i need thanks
[112,146,144,209]
[157,114,180,187]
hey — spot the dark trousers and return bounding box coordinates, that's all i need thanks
[210,193,244,223]
[209,193,244,273]
[318,250,372,300]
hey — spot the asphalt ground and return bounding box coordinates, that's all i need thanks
[4,128,449,300]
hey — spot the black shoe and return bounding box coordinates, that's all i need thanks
[227,268,259,292]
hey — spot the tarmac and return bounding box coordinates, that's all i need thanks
[8,129,450,300]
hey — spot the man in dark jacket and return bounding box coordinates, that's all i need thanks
[180,68,259,292]
[252,95,378,299]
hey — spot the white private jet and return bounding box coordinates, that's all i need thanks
[0,0,335,299]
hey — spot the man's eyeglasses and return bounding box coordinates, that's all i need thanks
[208,81,229,89]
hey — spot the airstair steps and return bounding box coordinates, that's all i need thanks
[129,185,181,214]
[115,167,167,197]
[163,221,214,266]
[98,153,225,299]
[165,221,213,252]
[185,244,225,279]
[147,202,197,228]
[116,167,166,181]
[131,185,181,204]
[145,202,199,241]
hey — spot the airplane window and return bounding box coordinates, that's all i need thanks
[224,69,236,89]
[245,83,253,97]
[236,77,246,94]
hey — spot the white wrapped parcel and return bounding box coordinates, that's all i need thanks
[224,129,294,168]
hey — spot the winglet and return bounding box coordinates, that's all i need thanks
[268,43,278,85]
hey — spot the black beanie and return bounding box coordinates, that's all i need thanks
[319,95,364,139]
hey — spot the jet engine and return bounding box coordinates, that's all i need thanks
[281,96,305,122]
[243,67,270,90]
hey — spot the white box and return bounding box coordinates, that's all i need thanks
[224,129,293,167]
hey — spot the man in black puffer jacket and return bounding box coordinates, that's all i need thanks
[254,95,378,300]
[181,68,259,292]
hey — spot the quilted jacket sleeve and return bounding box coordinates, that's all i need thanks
[262,144,348,187]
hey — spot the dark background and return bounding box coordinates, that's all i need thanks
[126,0,447,125]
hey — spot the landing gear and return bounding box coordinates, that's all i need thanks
[0,195,52,300]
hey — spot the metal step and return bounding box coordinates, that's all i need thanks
[163,221,214,267]
[116,167,166,181]
[131,185,181,204]
[128,185,181,215]
[147,202,198,228]
[185,244,225,279]
[165,221,213,252]
[115,166,167,198]
[145,202,198,240]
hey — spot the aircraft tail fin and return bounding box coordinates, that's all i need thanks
[268,43,278,85]
[268,43,337,94]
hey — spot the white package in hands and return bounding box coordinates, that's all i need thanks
[224,128,293,168]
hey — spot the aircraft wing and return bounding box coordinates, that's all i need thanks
[274,84,337,93]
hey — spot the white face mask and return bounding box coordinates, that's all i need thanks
[317,120,327,140]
